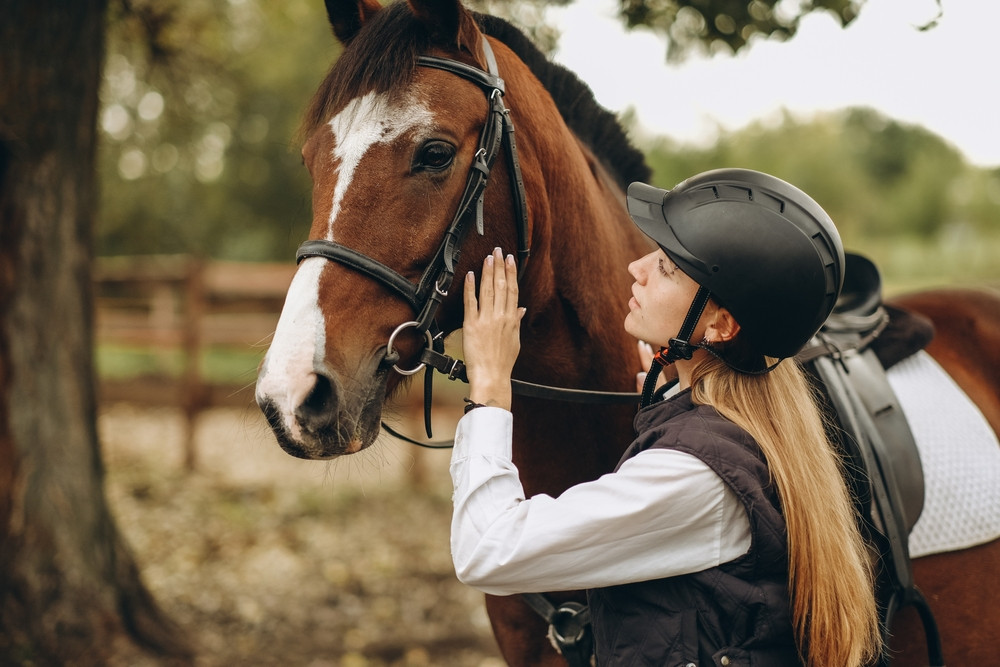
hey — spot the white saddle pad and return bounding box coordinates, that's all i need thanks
[886,351,1000,558]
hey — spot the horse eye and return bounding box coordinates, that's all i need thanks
[415,141,455,172]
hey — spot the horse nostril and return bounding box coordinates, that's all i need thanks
[296,371,338,432]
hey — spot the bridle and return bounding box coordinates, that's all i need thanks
[298,38,528,361]
[296,39,638,446]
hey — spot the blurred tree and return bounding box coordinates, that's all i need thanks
[0,0,190,663]
[99,0,889,261]
[99,0,336,261]
[618,0,865,60]
[642,106,990,244]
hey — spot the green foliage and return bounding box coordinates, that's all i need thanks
[97,0,997,280]
[99,0,336,261]
[619,0,862,61]
[643,107,993,239]
[641,106,1000,290]
[96,343,262,384]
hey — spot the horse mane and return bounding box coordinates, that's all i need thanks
[302,2,651,187]
[474,13,651,187]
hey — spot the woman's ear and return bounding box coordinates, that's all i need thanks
[704,307,740,344]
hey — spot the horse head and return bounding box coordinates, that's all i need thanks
[256,0,539,459]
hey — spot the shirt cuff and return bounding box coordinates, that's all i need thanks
[453,406,513,461]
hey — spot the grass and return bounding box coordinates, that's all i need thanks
[851,230,1000,296]
[96,344,263,385]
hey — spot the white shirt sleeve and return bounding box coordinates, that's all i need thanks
[449,407,753,596]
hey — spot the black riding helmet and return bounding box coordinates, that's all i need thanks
[627,168,845,369]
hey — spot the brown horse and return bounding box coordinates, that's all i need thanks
[254,0,1000,664]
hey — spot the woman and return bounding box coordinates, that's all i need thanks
[453,168,881,666]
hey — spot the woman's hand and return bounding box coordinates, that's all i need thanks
[462,248,525,412]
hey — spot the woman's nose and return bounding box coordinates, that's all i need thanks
[628,258,642,281]
[628,254,651,282]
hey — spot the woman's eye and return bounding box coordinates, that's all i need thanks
[415,141,455,172]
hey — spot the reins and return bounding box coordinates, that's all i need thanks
[297,38,640,449]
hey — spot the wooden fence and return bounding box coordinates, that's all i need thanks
[94,255,295,469]
[94,256,462,479]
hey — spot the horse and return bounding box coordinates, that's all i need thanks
[254,0,1000,664]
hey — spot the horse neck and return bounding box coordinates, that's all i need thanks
[510,91,651,393]
[460,47,655,493]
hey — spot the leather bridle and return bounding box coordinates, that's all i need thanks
[296,39,638,445]
[297,39,529,364]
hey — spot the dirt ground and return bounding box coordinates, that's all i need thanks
[99,401,505,667]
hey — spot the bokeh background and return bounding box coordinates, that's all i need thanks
[92,0,1000,664]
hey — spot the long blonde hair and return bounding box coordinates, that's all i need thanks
[689,352,882,667]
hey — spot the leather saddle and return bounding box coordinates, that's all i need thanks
[798,252,943,666]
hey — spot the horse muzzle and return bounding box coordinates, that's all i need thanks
[255,354,388,459]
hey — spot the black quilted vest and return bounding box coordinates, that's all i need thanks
[587,390,801,666]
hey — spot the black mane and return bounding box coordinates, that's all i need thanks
[474,13,651,186]
[303,2,650,187]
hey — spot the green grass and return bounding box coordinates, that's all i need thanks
[849,231,1000,296]
[96,344,262,385]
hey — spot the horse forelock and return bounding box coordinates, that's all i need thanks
[302,3,650,187]
[302,3,432,140]
[473,13,651,187]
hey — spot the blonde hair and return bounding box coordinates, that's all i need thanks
[689,352,882,667]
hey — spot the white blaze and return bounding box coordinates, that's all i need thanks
[257,90,433,437]
[256,258,326,440]
[324,91,433,238]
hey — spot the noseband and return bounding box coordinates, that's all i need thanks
[296,39,530,376]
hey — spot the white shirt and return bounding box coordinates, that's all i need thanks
[449,406,753,596]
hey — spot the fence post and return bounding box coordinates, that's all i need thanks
[181,256,206,470]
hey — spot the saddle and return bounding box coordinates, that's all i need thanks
[798,252,943,666]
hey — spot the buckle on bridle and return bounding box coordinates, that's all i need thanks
[386,320,434,376]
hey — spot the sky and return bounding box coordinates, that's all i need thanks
[547,0,1000,168]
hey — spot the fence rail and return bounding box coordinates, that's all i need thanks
[95,255,295,468]
[95,254,461,482]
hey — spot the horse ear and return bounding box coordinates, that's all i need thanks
[325,0,382,45]
[407,0,482,57]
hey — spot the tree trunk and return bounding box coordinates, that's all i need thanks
[0,2,191,663]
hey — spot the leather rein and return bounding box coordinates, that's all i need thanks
[295,40,639,448]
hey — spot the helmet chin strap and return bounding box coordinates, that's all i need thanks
[640,286,712,407]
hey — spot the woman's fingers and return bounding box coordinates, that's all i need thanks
[463,269,477,318]
[472,248,519,318]
[490,247,510,314]
[503,252,519,315]
[479,250,495,312]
